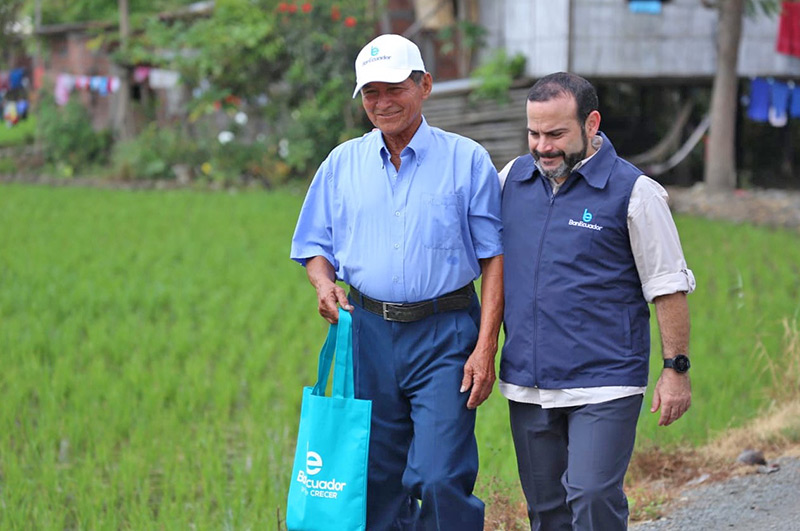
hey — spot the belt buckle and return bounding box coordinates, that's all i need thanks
[382,302,395,322]
[381,302,398,322]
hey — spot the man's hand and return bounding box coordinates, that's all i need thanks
[306,256,352,324]
[651,369,691,426]
[314,279,352,324]
[460,344,497,409]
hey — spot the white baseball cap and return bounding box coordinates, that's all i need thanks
[352,34,427,98]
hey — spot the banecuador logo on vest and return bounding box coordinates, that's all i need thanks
[568,208,604,231]
[295,449,348,499]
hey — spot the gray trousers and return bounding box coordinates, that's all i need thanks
[508,394,643,531]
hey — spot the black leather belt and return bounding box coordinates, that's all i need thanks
[349,283,475,323]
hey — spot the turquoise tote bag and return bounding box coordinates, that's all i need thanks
[286,309,371,531]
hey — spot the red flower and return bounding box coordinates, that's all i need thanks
[288,3,298,13]
[277,2,289,12]
[344,15,357,27]
[301,2,312,13]
[330,5,341,21]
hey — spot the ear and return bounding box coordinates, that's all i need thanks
[584,110,601,137]
[420,73,433,100]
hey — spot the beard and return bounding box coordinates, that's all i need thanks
[533,128,589,180]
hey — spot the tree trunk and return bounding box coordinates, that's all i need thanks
[112,0,134,142]
[704,0,745,191]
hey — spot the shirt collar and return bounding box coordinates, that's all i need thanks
[521,132,617,189]
[377,115,431,165]
[572,132,617,189]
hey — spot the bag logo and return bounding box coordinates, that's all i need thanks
[296,447,347,499]
[306,451,323,476]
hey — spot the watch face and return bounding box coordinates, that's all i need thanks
[674,355,691,372]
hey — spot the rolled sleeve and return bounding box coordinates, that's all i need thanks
[468,150,504,259]
[290,162,337,269]
[628,176,696,303]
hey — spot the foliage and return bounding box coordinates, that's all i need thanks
[0,0,25,55]
[111,120,292,186]
[0,115,36,148]
[0,156,18,174]
[124,0,374,179]
[23,0,198,25]
[437,18,487,57]
[35,93,111,176]
[745,0,781,18]
[2,184,800,526]
[111,123,204,180]
[469,48,526,104]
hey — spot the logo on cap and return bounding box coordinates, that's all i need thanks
[370,46,379,56]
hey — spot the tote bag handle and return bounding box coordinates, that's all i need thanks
[311,309,354,399]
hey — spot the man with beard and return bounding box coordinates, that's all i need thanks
[498,72,695,530]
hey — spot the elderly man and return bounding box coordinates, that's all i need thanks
[291,34,503,529]
[499,72,695,530]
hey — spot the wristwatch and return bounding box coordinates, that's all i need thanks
[663,354,691,373]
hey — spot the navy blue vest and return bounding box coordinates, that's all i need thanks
[501,133,651,388]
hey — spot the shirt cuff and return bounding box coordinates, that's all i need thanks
[290,247,336,269]
[642,268,696,303]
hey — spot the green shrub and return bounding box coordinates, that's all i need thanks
[112,123,205,180]
[0,156,18,174]
[128,0,374,180]
[36,93,111,175]
[470,48,527,104]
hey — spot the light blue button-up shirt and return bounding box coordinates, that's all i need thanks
[291,117,503,303]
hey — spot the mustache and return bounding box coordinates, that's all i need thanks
[533,150,565,159]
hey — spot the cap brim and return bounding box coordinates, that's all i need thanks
[352,68,413,98]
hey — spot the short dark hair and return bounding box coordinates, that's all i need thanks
[527,72,598,124]
[409,70,426,85]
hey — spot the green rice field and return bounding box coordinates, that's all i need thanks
[1,183,799,528]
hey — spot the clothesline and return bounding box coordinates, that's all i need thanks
[53,68,181,106]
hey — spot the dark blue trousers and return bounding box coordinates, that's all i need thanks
[508,395,643,531]
[350,296,485,530]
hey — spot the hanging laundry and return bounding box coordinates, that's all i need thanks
[0,71,8,92]
[16,100,29,121]
[777,1,800,59]
[629,1,662,14]
[55,73,75,106]
[9,68,25,90]
[3,100,18,126]
[107,77,121,93]
[768,81,790,127]
[75,76,91,90]
[133,66,151,84]
[747,77,770,122]
[790,84,800,119]
[90,76,109,95]
[149,69,180,89]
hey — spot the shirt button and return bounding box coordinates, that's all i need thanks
[393,243,400,249]
[394,211,401,217]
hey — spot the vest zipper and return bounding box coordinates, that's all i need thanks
[531,187,557,387]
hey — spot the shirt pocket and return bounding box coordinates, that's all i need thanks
[421,193,463,250]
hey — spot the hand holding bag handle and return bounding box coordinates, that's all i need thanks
[286,308,370,531]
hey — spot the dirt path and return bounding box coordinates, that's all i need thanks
[631,456,800,530]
